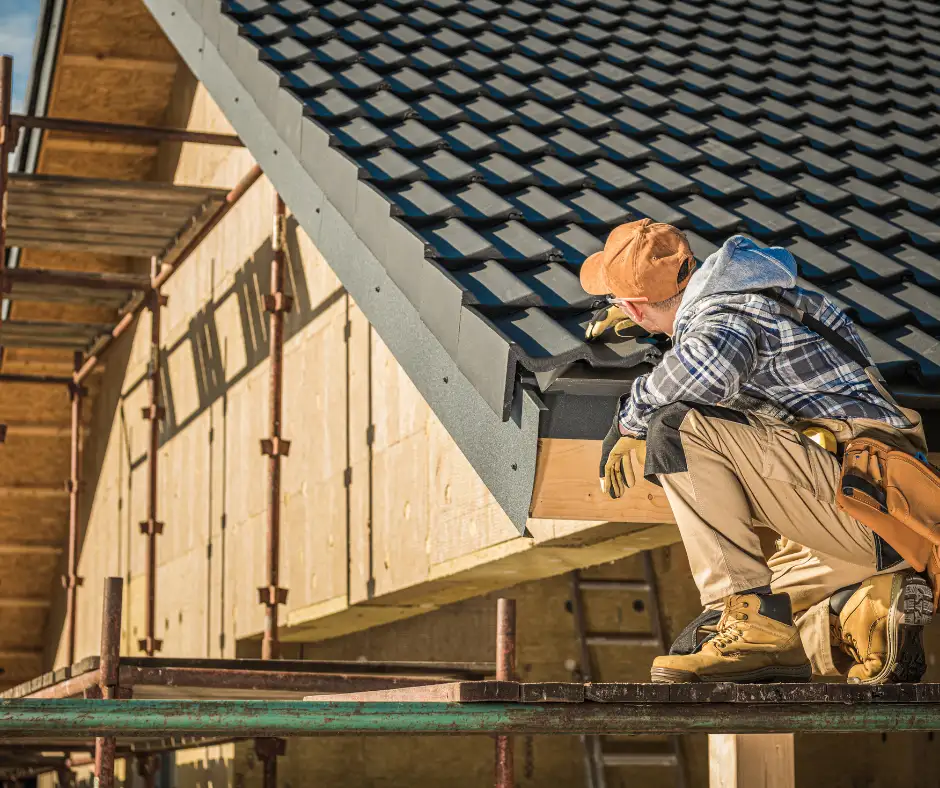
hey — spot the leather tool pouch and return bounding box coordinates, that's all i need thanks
[837,438,940,607]
[767,288,940,609]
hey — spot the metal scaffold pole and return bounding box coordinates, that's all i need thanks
[63,352,85,667]
[0,55,13,371]
[8,695,940,736]
[136,754,157,788]
[0,55,12,265]
[140,259,166,657]
[256,193,293,788]
[495,598,516,788]
[93,578,123,788]
[259,193,292,662]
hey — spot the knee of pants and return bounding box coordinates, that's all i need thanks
[645,401,749,486]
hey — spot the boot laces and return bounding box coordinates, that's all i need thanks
[711,597,751,650]
[830,615,863,662]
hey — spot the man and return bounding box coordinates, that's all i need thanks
[581,219,933,684]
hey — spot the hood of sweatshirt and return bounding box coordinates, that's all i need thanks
[674,235,798,329]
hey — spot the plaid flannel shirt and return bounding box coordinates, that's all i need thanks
[618,287,908,438]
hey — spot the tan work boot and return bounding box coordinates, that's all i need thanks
[651,593,811,683]
[834,571,933,684]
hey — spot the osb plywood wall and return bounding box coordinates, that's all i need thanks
[47,74,678,667]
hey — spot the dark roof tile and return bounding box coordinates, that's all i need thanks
[446,183,515,222]
[563,190,633,228]
[733,199,799,238]
[688,165,750,201]
[786,202,853,242]
[218,0,940,414]
[884,282,940,333]
[793,174,854,207]
[888,210,940,248]
[835,239,909,283]
[677,195,742,234]
[841,177,905,212]
[827,278,913,328]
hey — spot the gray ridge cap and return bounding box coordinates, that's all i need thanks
[144,0,542,532]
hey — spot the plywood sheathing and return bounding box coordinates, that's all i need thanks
[0,0,180,687]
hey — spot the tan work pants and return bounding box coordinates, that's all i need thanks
[648,403,907,675]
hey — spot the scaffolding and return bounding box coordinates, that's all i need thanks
[0,53,529,788]
[0,576,509,787]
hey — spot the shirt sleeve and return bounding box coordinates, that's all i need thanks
[618,311,762,438]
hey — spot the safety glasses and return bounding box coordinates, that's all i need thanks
[606,295,646,308]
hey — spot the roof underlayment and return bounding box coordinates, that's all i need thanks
[148,0,940,527]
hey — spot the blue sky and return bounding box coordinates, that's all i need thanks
[0,0,41,113]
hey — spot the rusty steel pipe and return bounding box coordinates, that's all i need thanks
[260,194,291,661]
[94,577,123,788]
[136,754,157,788]
[255,737,285,788]
[0,56,12,266]
[63,352,84,667]
[73,163,263,386]
[140,279,164,657]
[0,373,73,385]
[153,163,263,290]
[495,598,517,788]
[10,114,243,148]
[55,764,74,788]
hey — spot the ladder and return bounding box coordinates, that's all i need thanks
[570,552,688,788]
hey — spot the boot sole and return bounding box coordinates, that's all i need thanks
[651,663,812,684]
[856,572,933,685]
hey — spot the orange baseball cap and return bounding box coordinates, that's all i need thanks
[579,219,696,303]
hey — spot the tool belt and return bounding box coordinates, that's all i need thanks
[770,290,940,609]
[838,438,940,573]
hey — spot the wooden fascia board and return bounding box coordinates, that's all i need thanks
[529,437,676,523]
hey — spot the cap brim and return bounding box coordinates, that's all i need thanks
[579,251,608,295]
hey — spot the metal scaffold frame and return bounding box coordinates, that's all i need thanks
[0,52,525,788]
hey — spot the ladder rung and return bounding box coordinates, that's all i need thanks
[578,579,650,592]
[585,633,661,647]
[602,752,678,768]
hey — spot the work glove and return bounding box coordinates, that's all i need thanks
[585,304,635,342]
[599,419,647,499]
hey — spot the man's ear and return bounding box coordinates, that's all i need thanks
[621,300,644,323]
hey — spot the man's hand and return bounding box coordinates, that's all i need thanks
[599,423,647,499]
[586,304,635,342]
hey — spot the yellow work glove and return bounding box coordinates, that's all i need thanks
[585,304,635,342]
[599,421,647,499]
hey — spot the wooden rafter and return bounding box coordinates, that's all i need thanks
[58,53,177,75]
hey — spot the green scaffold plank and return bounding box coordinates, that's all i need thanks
[2,699,940,736]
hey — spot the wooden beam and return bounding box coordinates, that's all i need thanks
[42,137,159,157]
[0,650,42,660]
[12,115,243,148]
[59,53,178,75]
[530,438,676,521]
[709,735,795,788]
[0,421,71,438]
[0,484,67,500]
[0,597,51,609]
[305,681,520,703]
[0,543,64,555]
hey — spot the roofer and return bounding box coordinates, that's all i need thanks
[581,219,939,685]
